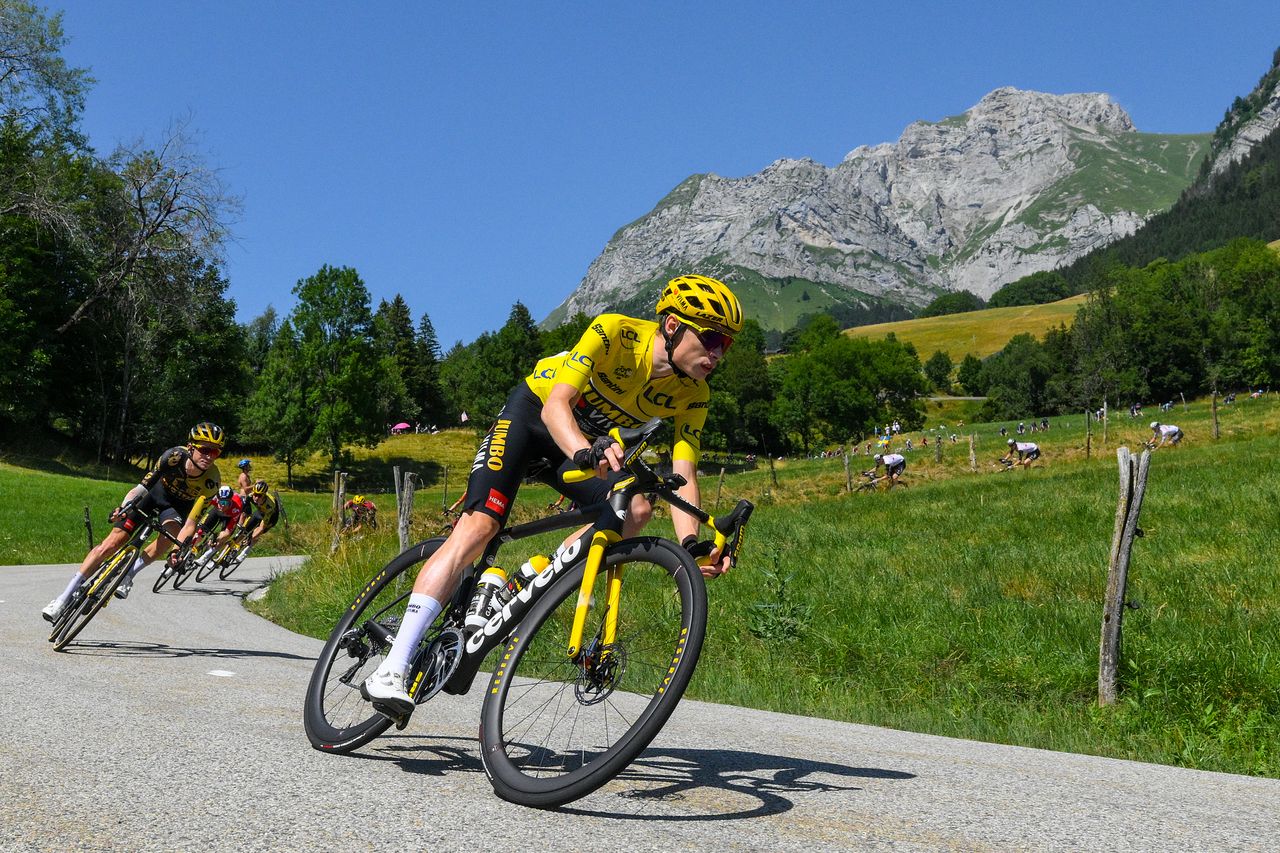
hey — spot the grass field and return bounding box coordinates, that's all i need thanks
[846,293,1088,361]
[5,394,1279,777]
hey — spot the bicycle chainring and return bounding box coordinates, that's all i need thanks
[412,627,465,705]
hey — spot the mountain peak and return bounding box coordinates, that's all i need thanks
[547,87,1207,332]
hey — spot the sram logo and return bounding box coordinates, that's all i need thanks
[464,538,584,654]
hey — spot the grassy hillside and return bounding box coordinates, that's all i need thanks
[845,292,1088,360]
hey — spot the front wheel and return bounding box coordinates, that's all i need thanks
[52,545,136,651]
[303,538,446,753]
[479,537,707,808]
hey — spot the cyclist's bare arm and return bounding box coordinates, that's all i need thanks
[672,457,729,577]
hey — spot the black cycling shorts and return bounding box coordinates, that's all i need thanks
[1023,449,1041,461]
[115,480,194,532]
[463,384,615,524]
[887,461,906,478]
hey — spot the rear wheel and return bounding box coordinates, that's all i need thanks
[52,545,136,651]
[171,552,197,589]
[217,541,247,580]
[479,537,706,808]
[194,547,220,582]
[303,538,446,753]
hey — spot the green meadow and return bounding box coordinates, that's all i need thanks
[5,394,1279,777]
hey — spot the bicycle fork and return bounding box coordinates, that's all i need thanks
[566,529,624,659]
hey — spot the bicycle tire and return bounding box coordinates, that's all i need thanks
[216,543,243,580]
[53,545,135,651]
[303,537,446,753]
[152,562,174,593]
[479,536,707,808]
[194,549,219,583]
[171,555,197,589]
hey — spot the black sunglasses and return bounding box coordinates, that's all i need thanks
[684,322,734,354]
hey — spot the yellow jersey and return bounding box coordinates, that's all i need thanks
[524,314,709,464]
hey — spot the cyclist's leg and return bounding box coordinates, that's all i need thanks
[364,386,539,710]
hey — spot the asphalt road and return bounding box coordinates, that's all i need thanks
[2,559,1277,852]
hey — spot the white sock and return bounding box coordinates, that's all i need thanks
[56,572,85,604]
[125,555,148,580]
[382,593,443,676]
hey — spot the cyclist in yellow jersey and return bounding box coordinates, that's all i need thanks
[362,274,743,715]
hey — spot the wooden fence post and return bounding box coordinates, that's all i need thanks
[1212,392,1220,440]
[392,464,402,534]
[1099,447,1151,706]
[1102,400,1108,446]
[441,465,449,509]
[843,451,852,493]
[968,434,976,472]
[1085,410,1092,460]
[768,454,778,488]
[399,471,417,552]
[934,436,943,464]
[330,470,347,554]
[714,466,726,511]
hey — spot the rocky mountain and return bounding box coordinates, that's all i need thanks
[545,88,1210,332]
[1205,50,1280,181]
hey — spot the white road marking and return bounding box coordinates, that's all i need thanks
[207,669,236,677]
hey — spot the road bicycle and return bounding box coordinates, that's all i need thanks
[302,418,753,808]
[191,524,250,582]
[853,470,908,492]
[151,534,201,592]
[48,506,179,651]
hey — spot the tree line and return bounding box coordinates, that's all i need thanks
[934,238,1280,420]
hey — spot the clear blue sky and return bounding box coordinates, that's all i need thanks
[56,1,1280,347]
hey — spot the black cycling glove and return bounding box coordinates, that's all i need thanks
[573,435,620,470]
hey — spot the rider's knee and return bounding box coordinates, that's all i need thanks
[628,495,653,527]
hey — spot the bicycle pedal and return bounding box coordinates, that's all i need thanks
[370,699,412,730]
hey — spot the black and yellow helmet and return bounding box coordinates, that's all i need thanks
[189,422,225,448]
[251,479,269,496]
[656,274,744,335]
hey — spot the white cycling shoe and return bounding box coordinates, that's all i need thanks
[42,598,64,623]
[361,666,414,717]
[114,578,133,600]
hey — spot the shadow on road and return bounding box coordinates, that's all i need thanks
[347,735,913,820]
[61,639,314,662]
[564,747,915,820]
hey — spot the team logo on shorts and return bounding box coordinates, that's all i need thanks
[485,488,509,516]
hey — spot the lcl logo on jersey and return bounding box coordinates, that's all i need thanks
[642,386,676,410]
[569,351,593,370]
[619,328,640,350]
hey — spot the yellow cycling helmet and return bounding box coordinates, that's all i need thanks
[351,494,365,504]
[252,479,269,496]
[656,274,744,335]
[189,422,225,448]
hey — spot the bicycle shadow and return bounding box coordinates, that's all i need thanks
[60,639,314,662]
[563,747,914,820]
[360,736,912,820]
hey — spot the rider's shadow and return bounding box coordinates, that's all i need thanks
[564,747,914,820]
[365,737,912,819]
[62,640,313,662]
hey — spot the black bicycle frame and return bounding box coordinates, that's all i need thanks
[438,463,712,697]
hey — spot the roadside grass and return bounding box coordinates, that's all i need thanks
[0,462,335,565]
[6,395,1280,777]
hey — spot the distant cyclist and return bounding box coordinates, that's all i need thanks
[872,452,906,485]
[195,485,247,559]
[239,479,282,555]
[1149,421,1183,448]
[236,458,254,498]
[1002,438,1040,469]
[343,493,377,532]
[43,422,224,619]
